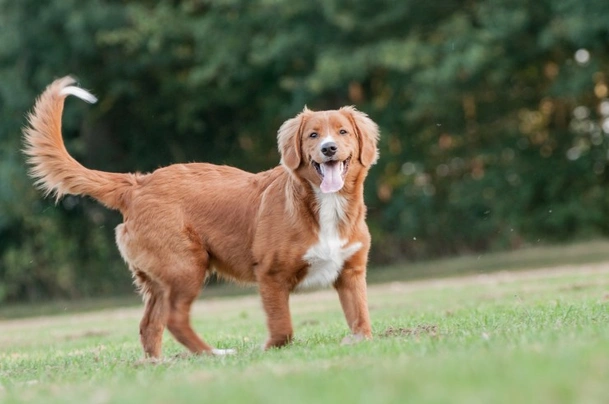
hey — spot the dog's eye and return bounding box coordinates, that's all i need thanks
[309,132,318,138]
[339,129,348,135]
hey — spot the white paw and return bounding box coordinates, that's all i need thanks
[212,348,237,356]
[340,333,367,345]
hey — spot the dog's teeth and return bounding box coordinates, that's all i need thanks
[320,164,325,174]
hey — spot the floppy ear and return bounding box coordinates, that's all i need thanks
[340,106,380,167]
[277,108,308,170]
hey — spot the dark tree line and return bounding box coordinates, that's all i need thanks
[1,0,608,301]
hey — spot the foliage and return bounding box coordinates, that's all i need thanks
[1,0,609,301]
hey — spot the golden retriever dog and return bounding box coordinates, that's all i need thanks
[23,76,380,358]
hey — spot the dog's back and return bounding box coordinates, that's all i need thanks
[119,162,287,284]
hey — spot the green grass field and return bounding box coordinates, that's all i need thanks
[1,243,609,403]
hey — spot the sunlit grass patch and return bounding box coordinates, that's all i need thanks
[1,258,609,403]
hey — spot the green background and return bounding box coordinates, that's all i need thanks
[1,0,609,302]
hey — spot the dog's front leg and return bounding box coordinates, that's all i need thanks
[257,273,293,349]
[334,264,372,344]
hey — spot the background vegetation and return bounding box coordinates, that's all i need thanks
[1,0,609,302]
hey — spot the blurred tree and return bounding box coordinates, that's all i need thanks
[0,0,608,301]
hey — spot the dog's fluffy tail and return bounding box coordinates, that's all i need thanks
[23,76,136,211]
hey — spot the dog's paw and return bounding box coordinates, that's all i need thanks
[340,333,371,345]
[212,348,237,356]
[263,334,293,350]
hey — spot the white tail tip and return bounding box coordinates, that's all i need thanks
[60,86,98,104]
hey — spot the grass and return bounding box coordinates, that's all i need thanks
[1,244,609,403]
[4,239,609,320]
[369,239,609,283]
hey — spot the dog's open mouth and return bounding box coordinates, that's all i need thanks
[312,156,351,193]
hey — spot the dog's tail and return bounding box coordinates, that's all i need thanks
[23,76,137,212]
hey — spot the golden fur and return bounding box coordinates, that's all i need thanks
[23,76,380,358]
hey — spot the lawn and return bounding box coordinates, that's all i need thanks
[1,246,609,403]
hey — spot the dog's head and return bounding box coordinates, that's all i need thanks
[277,106,379,193]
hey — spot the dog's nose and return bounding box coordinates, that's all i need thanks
[321,142,338,157]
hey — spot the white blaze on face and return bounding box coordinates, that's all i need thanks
[322,112,334,144]
[321,135,335,145]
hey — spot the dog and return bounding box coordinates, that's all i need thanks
[23,76,380,358]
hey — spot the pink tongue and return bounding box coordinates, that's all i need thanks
[320,162,344,193]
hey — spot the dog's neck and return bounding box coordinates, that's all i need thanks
[283,170,366,232]
[312,184,347,216]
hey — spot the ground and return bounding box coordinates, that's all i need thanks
[1,245,609,403]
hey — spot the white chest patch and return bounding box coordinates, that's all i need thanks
[297,192,362,291]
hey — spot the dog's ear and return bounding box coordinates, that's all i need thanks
[277,108,309,170]
[340,106,380,167]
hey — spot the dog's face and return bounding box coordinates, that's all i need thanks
[277,107,379,193]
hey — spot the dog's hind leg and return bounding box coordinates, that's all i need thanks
[167,272,213,355]
[165,245,233,356]
[138,278,170,358]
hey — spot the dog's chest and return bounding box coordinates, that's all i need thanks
[298,193,362,290]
